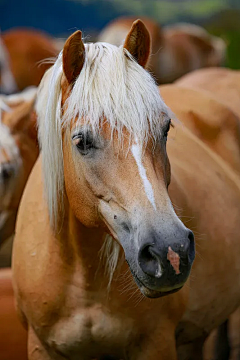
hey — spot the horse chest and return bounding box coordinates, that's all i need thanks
[47,305,134,359]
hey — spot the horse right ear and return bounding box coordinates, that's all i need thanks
[124,19,151,68]
[62,30,85,86]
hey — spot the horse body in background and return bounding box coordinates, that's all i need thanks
[0,88,38,360]
[98,17,226,84]
[160,84,240,174]
[0,28,58,94]
[0,87,38,247]
[173,67,240,360]
[176,67,240,118]
[12,21,240,360]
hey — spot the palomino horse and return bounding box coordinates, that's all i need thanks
[0,87,38,248]
[160,83,240,360]
[98,17,226,83]
[0,88,38,360]
[159,84,240,174]
[174,67,240,360]
[176,67,240,118]
[0,28,58,93]
[12,21,240,360]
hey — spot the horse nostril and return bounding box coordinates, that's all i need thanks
[138,245,162,278]
[188,230,195,263]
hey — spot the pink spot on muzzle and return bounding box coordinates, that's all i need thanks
[167,246,180,275]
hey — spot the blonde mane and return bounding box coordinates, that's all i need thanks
[0,122,19,163]
[0,87,37,163]
[0,99,13,158]
[0,36,18,94]
[37,42,170,228]
[0,103,21,189]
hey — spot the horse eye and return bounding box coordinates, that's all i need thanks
[164,120,171,138]
[72,132,95,154]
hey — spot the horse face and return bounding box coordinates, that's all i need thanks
[63,115,194,297]
[60,23,195,298]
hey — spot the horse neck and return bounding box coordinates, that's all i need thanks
[57,204,119,291]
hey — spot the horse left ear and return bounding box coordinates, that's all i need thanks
[123,19,151,68]
[62,30,85,85]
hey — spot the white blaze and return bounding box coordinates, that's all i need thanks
[131,140,156,210]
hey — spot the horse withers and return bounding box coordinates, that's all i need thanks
[12,21,194,360]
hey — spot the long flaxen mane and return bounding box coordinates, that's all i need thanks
[37,41,170,229]
[0,100,19,166]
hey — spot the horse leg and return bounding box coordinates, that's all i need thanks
[130,345,177,360]
[214,320,230,360]
[128,329,178,360]
[177,337,206,360]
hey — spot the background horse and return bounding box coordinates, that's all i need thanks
[0,87,38,260]
[173,67,240,360]
[176,67,240,118]
[0,28,58,94]
[99,16,226,84]
[0,90,38,360]
[159,84,240,174]
[0,88,39,360]
[12,21,240,360]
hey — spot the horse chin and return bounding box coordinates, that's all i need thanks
[139,284,183,299]
[133,272,183,299]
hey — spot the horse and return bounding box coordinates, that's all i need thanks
[12,21,240,360]
[0,28,58,94]
[160,83,240,360]
[98,17,226,84]
[0,87,38,250]
[0,88,38,360]
[159,84,240,174]
[176,67,240,118]
[204,307,240,360]
[174,67,240,360]
[0,268,27,360]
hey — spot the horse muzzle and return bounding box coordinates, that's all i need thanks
[126,228,195,298]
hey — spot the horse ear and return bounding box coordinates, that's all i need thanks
[62,30,85,85]
[123,19,151,68]
[3,100,37,140]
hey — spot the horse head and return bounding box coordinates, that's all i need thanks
[37,20,195,298]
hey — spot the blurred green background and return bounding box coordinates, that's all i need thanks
[78,0,240,69]
[92,0,240,69]
[1,0,240,68]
